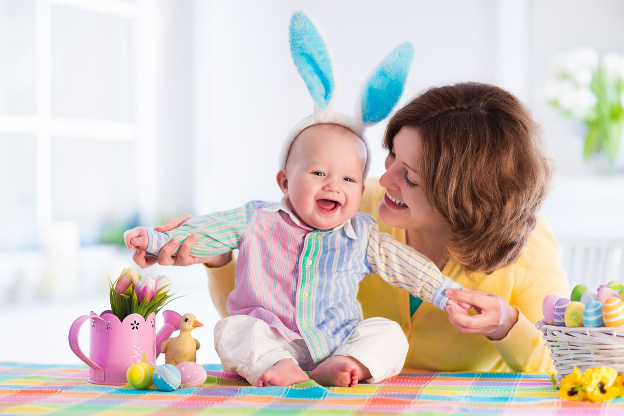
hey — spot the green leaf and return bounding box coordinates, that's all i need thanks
[583,122,600,160]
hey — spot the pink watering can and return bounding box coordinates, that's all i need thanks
[68,310,181,385]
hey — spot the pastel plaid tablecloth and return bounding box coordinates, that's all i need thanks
[2,363,624,415]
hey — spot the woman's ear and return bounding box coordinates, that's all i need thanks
[276,169,289,197]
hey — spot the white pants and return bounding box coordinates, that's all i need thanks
[213,315,409,386]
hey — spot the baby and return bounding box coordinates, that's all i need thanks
[124,123,463,388]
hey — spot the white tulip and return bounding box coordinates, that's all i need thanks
[569,89,597,119]
[557,80,578,112]
[602,53,624,81]
[571,68,594,87]
[573,48,599,71]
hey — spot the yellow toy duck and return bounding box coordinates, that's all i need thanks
[160,313,204,366]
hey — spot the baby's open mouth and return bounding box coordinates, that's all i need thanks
[317,199,340,212]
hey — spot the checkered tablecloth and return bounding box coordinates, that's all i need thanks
[1,363,623,415]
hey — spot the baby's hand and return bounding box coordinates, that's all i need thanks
[123,227,149,251]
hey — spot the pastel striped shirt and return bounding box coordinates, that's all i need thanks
[145,200,462,362]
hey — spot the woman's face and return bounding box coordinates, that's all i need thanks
[378,126,448,234]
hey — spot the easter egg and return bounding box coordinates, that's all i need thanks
[570,285,587,302]
[177,361,207,388]
[603,297,624,327]
[580,288,598,305]
[597,287,620,302]
[607,280,624,295]
[583,300,604,327]
[542,294,561,324]
[564,301,585,327]
[153,364,181,392]
[126,361,154,389]
[553,298,571,326]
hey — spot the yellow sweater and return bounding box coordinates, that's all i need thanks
[205,178,570,373]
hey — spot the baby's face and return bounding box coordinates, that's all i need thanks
[277,124,367,230]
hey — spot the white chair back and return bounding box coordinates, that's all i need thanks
[558,238,624,288]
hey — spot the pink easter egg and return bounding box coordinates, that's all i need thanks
[597,287,620,302]
[553,298,571,326]
[176,361,207,388]
[542,294,561,325]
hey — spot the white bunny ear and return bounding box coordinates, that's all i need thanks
[360,42,415,124]
[289,11,335,110]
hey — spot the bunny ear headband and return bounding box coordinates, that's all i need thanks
[280,11,415,179]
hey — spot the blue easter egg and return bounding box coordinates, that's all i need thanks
[582,300,604,327]
[153,364,181,392]
[553,298,571,326]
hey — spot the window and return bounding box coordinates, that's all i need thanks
[0,0,148,249]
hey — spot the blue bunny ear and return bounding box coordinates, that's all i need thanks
[289,11,334,110]
[361,42,415,124]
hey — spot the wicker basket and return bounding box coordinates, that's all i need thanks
[536,320,624,381]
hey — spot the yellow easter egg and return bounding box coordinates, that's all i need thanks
[126,361,154,389]
[602,297,624,327]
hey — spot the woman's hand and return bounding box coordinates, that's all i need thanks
[445,287,519,340]
[132,214,232,268]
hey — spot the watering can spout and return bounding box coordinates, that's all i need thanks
[156,310,182,357]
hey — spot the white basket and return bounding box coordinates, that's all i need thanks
[536,320,624,381]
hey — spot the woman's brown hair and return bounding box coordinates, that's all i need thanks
[384,82,552,274]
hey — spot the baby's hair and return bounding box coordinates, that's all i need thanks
[384,82,552,274]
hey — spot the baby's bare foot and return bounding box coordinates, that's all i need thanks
[309,356,361,387]
[257,359,309,387]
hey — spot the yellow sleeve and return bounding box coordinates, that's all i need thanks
[204,258,236,318]
[489,218,571,373]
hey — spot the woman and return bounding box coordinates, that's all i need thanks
[134,82,569,373]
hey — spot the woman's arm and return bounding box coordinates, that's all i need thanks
[205,257,237,318]
[446,219,570,372]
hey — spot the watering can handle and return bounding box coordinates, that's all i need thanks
[155,310,182,357]
[68,314,103,371]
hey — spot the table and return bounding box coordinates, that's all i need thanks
[1,363,623,415]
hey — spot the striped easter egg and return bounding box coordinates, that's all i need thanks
[582,300,604,327]
[553,298,571,326]
[602,297,624,327]
[607,280,624,295]
[126,361,154,389]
